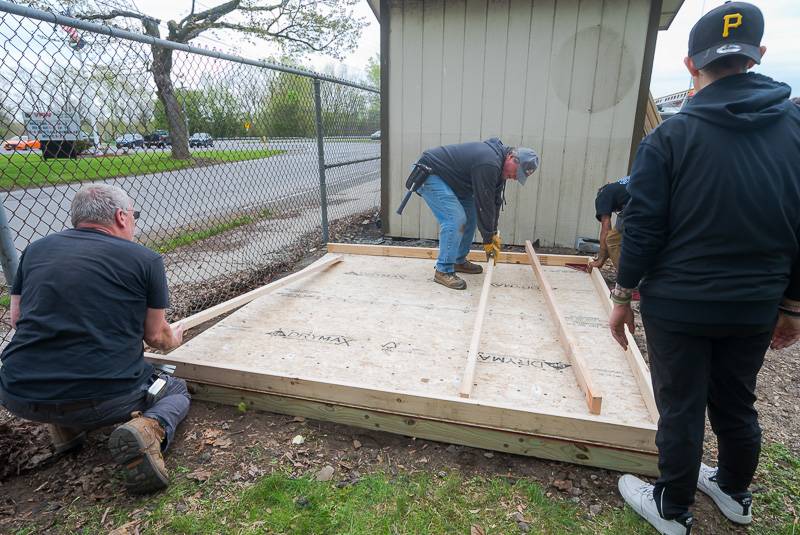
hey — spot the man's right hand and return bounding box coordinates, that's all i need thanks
[587,257,605,273]
[771,313,800,350]
[171,323,185,349]
[484,234,501,262]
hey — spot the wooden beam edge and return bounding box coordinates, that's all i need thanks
[172,254,343,331]
[589,268,659,423]
[191,382,660,476]
[144,353,657,452]
[326,242,589,267]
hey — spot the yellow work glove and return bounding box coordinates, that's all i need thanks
[483,233,502,263]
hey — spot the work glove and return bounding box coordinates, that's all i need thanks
[483,233,502,263]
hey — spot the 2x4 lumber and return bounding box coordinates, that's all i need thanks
[589,268,659,423]
[458,260,496,398]
[143,353,657,452]
[524,241,603,415]
[325,242,589,267]
[172,254,343,331]
[190,382,659,476]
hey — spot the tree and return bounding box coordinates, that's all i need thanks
[41,1,367,159]
[366,53,380,88]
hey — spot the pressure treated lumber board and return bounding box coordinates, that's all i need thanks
[189,382,659,476]
[152,246,657,471]
[525,241,602,414]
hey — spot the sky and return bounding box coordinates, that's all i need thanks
[651,0,799,98]
[130,0,380,82]
[112,0,798,97]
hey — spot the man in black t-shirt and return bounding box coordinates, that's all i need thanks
[0,184,187,494]
[588,176,630,272]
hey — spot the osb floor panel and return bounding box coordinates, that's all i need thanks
[165,253,653,430]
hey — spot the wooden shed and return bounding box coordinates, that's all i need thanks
[370,0,685,247]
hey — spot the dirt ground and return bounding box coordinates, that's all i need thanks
[1,212,798,534]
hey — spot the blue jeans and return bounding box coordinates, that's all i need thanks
[0,373,190,450]
[418,174,477,273]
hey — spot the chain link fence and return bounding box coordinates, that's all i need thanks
[0,3,380,344]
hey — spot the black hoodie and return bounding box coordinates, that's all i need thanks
[618,73,800,325]
[419,138,507,243]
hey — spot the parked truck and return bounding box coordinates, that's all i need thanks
[144,130,171,148]
[24,110,93,159]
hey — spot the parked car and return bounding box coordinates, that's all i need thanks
[3,136,41,151]
[144,130,171,148]
[370,130,381,140]
[189,132,214,148]
[115,133,144,149]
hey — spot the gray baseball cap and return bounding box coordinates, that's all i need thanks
[515,148,539,185]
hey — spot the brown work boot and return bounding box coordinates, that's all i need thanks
[109,412,168,494]
[434,270,467,290]
[46,424,87,454]
[455,260,483,274]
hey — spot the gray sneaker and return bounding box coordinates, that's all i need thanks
[434,270,467,290]
[697,463,752,525]
[618,475,693,535]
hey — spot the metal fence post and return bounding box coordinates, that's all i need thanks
[0,199,19,289]
[313,78,329,244]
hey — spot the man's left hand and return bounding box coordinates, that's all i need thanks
[609,303,635,349]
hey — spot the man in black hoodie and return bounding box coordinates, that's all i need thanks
[611,3,800,534]
[415,139,539,290]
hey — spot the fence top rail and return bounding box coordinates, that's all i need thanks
[0,1,380,94]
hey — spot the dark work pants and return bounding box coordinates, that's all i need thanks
[1,374,190,450]
[642,315,773,519]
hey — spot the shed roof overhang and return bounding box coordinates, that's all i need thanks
[366,0,685,30]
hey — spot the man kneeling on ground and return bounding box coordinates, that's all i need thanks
[0,184,187,493]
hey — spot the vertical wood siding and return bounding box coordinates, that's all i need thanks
[384,0,653,247]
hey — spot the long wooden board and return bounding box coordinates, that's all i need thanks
[459,260,495,398]
[173,255,342,331]
[326,242,588,267]
[525,241,603,414]
[589,268,659,422]
[190,382,659,476]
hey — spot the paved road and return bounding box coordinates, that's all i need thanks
[1,138,380,252]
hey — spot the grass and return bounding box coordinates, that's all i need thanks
[151,209,275,254]
[0,149,284,190]
[0,294,9,308]
[30,441,800,534]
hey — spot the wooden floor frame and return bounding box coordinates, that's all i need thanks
[148,243,660,475]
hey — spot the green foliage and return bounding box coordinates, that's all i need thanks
[152,209,275,254]
[0,149,283,190]
[262,73,316,138]
[366,54,380,88]
[751,442,800,534]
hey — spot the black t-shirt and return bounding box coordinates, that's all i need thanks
[595,177,631,227]
[0,228,169,402]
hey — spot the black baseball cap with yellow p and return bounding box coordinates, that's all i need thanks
[688,1,764,70]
